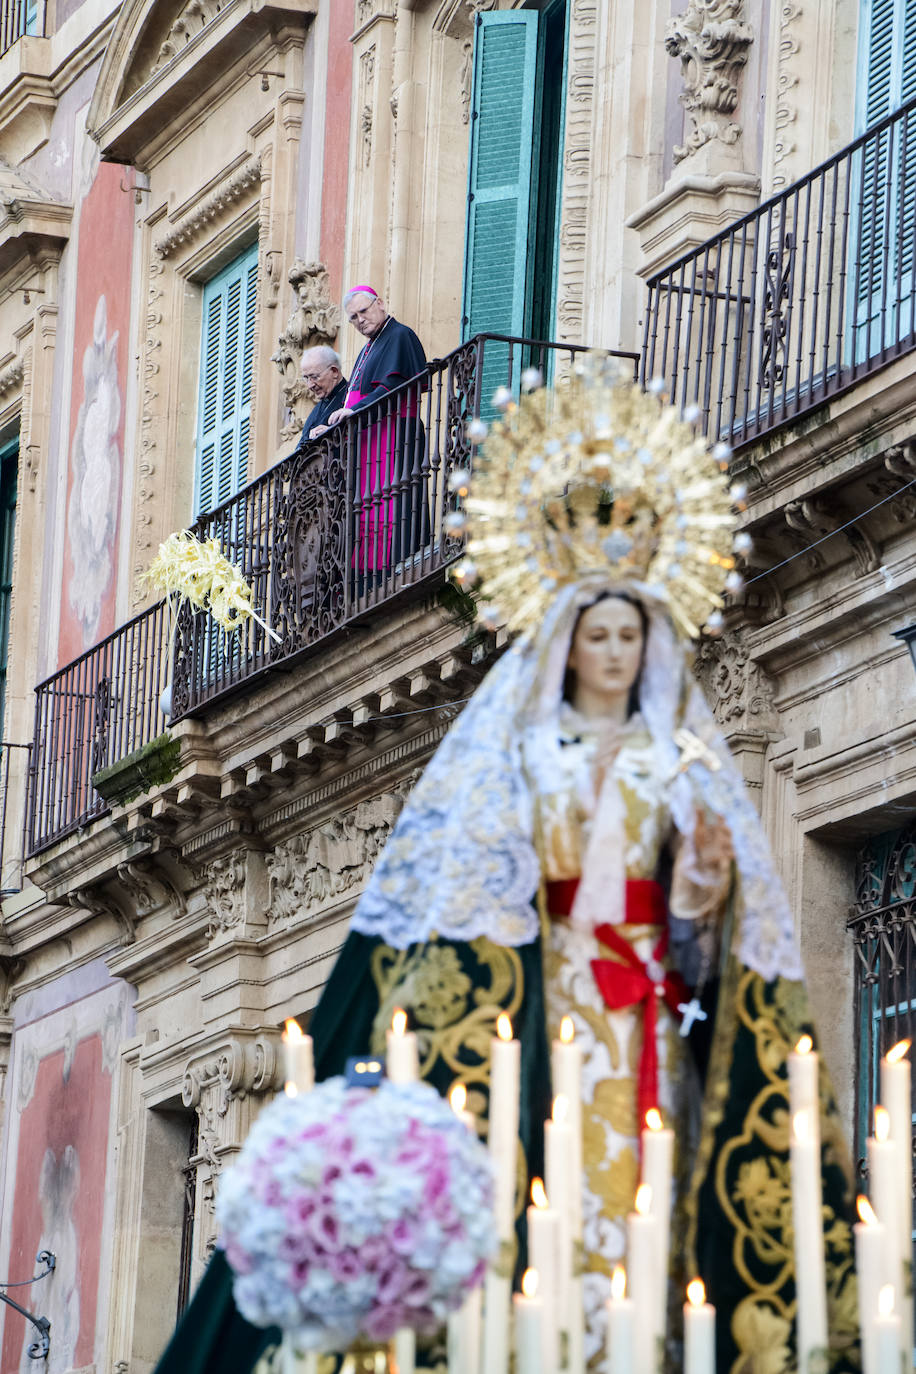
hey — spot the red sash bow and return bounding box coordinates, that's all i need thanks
[590,923,688,1134]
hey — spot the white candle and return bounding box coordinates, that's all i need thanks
[545,1096,572,1367]
[282,1018,314,1094]
[788,1034,818,1120]
[789,1109,828,1374]
[483,1014,521,1374]
[527,1179,560,1374]
[875,1285,902,1374]
[869,1108,901,1287]
[447,1083,481,1374]
[448,1284,482,1374]
[605,1266,634,1374]
[641,1107,673,1341]
[881,1040,913,1360]
[514,1269,544,1374]
[626,1183,661,1374]
[683,1279,715,1374]
[856,1196,888,1374]
[450,1082,477,1133]
[386,1007,419,1084]
[393,1327,416,1374]
[552,1018,585,1374]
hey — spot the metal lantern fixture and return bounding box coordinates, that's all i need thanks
[892,624,916,677]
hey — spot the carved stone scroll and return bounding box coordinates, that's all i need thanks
[154,159,262,259]
[270,260,340,441]
[666,0,754,164]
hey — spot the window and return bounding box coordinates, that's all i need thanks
[0,436,17,728]
[194,243,258,519]
[461,3,568,409]
[852,0,916,357]
[849,824,916,1255]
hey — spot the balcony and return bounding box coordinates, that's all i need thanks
[25,334,639,859]
[641,92,916,448]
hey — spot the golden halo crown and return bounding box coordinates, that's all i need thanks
[450,358,744,640]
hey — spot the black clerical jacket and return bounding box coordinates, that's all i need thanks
[346,318,426,408]
[295,376,350,448]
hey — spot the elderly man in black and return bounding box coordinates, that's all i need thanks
[296,345,348,445]
[327,286,427,577]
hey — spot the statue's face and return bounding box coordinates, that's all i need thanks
[566,597,644,713]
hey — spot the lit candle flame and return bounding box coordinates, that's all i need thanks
[521,1268,538,1300]
[284,1082,298,1098]
[793,1111,809,1144]
[559,1016,575,1044]
[284,1018,303,1042]
[391,1008,407,1037]
[879,1284,896,1317]
[450,1083,468,1114]
[531,1177,549,1209]
[553,1094,569,1124]
[686,1279,706,1308]
[857,1195,879,1226]
[875,1105,890,1143]
[645,1107,663,1132]
[635,1183,652,1216]
[496,1013,513,1042]
[795,1034,813,1055]
[611,1266,627,1302]
[887,1039,911,1064]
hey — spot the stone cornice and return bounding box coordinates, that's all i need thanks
[154,158,261,258]
[88,0,317,163]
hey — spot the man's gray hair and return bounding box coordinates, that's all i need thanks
[301,344,342,370]
[343,287,381,310]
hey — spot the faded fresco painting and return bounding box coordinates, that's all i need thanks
[0,980,129,1373]
[57,150,135,667]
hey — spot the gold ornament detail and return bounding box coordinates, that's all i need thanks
[452,361,741,640]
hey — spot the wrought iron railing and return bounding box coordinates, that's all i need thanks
[641,93,916,446]
[1,0,43,54]
[26,334,638,855]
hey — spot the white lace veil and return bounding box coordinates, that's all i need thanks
[351,580,802,984]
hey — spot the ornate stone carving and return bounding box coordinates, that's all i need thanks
[772,2,802,189]
[153,0,224,71]
[132,255,165,606]
[0,955,24,1016]
[154,159,262,259]
[201,851,247,937]
[359,48,375,169]
[70,885,137,945]
[271,260,341,441]
[116,858,187,919]
[0,357,24,399]
[553,0,597,347]
[181,1033,282,1115]
[784,496,881,577]
[665,0,754,163]
[865,444,916,523]
[694,630,777,732]
[266,784,414,925]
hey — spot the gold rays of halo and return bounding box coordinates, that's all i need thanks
[449,358,745,641]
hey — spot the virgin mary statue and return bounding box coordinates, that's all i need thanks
[155,363,859,1374]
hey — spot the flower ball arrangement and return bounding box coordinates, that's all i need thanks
[216,1076,496,1351]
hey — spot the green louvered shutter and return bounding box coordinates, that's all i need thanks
[853,0,916,356]
[194,243,258,518]
[462,11,538,412]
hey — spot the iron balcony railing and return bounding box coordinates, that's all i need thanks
[641,91,916,447]
[1,0,43,54]
[26,334,639,856]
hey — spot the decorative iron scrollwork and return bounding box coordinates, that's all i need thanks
[759,230,794,390]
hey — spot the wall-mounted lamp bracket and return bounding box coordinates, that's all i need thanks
[0,1251,56,1360]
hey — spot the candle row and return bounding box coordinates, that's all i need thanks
[855,1039,913,1374]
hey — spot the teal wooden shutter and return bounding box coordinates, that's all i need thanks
[853,0,916,356]
[0,438,17,728]
[194,243,258,518]
[462,11,539,410]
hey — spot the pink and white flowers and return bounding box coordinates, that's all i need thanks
[217,1076,495,1351]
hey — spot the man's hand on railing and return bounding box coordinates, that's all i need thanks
[327,407,354,425]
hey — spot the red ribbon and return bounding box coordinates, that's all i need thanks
[590,923,688,1135]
